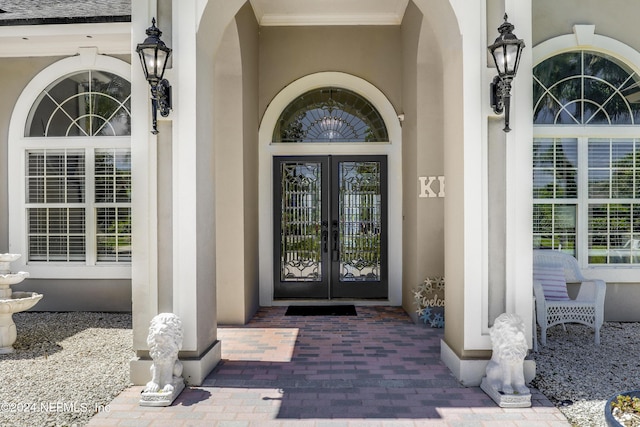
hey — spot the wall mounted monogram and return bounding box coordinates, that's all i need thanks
[418,176,445,198]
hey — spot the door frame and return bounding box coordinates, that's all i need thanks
[258,72,402,306]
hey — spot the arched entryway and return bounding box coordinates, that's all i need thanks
[131,0,501,386]
[193,0,463,325]
[258,72,403,305]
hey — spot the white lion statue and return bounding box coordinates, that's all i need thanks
[144,313,184,394]
[484,313,530,395]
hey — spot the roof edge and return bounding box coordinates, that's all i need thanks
[0,15,131,27]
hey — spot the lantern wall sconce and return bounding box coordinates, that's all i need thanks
[488,14,525,133]
[137,18,172,135]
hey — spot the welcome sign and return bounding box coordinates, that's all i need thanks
[414,277,445,328]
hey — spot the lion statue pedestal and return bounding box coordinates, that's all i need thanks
[480,313,532,408]
[140,313,185,407]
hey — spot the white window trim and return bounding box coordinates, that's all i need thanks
[8,51,132,279]
[534,26,640,282]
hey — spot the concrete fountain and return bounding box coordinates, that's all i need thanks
[0,253,43,354]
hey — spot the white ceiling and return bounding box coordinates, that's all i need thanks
[249,0,409,26]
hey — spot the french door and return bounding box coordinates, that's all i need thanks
[274,155,387,299]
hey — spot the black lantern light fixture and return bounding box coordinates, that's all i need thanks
[137,18,172,135]
[488,14,525,132]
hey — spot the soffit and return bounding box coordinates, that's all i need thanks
[249,0,409,26]
[0,22,130,57]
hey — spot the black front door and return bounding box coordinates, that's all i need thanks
[274,155,388,299]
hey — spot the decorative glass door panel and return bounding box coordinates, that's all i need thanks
[274,157,329,298]
[274,156,387,299]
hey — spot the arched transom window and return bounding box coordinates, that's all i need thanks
[534,51,640,125]
[273,87,388,143]
[27,70,131,137]
[533,50,640,266]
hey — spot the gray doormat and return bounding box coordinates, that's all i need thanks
[285,305,357,316]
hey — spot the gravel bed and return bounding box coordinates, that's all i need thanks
[531,322,640,427]
[0,312,133,427]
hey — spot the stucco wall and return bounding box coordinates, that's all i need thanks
[215,3,260,325]
[401,4,421,318]
[12,279,131,312]
[401,2,446,320]
[238,4,260,323]
[533,0,640,51]
[258,25,402,120]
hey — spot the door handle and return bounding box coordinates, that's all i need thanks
[332,220,339,261]
[321,221,328,253]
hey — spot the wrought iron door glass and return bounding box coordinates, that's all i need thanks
[337,161,382,282]
[279,161,323,282]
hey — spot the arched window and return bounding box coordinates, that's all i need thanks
[533,49,640,266]
[272,87,388,143]
[534,51,640,125]
[26,70,131,137]
[9,55,132,278]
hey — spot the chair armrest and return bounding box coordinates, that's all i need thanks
[533,280,547,307]
[575,279,606,303]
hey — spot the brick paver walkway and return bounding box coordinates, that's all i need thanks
[88,306,569,426]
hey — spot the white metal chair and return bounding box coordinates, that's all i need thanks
[533,250,606,345]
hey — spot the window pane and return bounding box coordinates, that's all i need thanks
[533,138,577,199]
[588,139,637,199]
[26,150,85,204]
[47,208,67,234]
[556,141,578,198]
[69,208,86,234]
[550,80,581,124]
[588,140,610,168]
[588,234,608,264]
[48,236,68,261]
[555,204,576,234]
[589,169,610,198]
[26,207,86,262]
[533,169,554,199]
[533,204,552,234]
[26,177,44,203]
[588,204,608,233]
[96,207,132,263]
[95,149,131,203]
[28,235,48,261]
[588,203,639,264]
[28,208,47,234]
[26,70,131,137]
[533,203,576,256]
[69,236,87,261]
[584,79,614,124]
